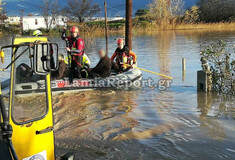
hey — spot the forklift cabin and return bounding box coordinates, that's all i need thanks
[0,37,74,160]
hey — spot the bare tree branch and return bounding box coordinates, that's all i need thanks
[40,0,61,30]
[65,0,101,22]
[149,0,185,23]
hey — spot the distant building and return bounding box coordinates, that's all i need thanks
[5,16,21,25]
[22,16,67,31]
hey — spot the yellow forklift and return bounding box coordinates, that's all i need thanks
[0,37,74,160]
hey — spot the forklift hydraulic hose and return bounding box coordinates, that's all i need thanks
[0,95,18,160]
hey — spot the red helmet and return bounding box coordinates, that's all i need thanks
[117,38,124,44]
[70,26,79,33]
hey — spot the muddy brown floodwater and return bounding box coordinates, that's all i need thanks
[52,90,234,160]
[0,30,235,160]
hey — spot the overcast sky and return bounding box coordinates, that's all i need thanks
[5,0,197,16]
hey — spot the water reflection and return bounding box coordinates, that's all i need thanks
[197,92,213,118]
[157,31,174,76]
[197,92,235,141]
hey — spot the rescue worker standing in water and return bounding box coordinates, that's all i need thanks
[61,26,85,79]
[65,52,91,78]
[111,38,137,72]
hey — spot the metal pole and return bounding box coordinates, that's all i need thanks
[104,1,108,55]
[125,0,132,50]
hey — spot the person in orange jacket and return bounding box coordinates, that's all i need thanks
[111,38,137,72]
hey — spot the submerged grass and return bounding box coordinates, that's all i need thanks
[71,21,235,37]
[132,22,235,32]
[2,21,235,37]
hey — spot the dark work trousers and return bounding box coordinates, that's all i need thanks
[71,55,82,79]
[50,55,55,70]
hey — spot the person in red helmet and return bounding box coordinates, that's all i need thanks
[111,38,137,72]
[61,26,85,80]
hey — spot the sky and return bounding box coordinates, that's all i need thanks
[5,0,198,16]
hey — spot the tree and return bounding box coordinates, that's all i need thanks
[19,9,25,30]
[65,0,101,22]
[149,0,185,23]
[135,9,153,22]
[0,0,5,13]
[40,0,61,30]
[0,0,6,24]
[0,0,6,32]
[149,0,171,21]
[135,9,149,17]
[183,6,200,23]
[198,0,235,22]
[19,9,25,18]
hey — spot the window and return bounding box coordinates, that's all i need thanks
[51,18,55,25]
[12,46,48,124]
[35,19,38,25]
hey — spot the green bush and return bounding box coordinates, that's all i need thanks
[200,40,235,95]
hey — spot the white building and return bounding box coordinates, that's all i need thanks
[5,16,21,25]
[22,16,67,31]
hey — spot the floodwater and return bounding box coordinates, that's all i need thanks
[1,30,235,160]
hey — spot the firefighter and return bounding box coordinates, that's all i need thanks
[61,26,85,79]
[65,53,91,78]
[111,38,137,72]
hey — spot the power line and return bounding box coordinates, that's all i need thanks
[19,0,42,9]
[106,4,126,17]
[106,4,126,10]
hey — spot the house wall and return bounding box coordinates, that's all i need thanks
[22,16,67,31]
[6,16,21,25]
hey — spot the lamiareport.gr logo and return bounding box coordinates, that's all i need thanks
[51,77,173,90]
[90,77,173,90]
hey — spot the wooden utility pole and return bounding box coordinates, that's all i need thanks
[125,0,132,50]
[104,1,108,55]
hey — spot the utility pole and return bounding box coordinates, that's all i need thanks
[125,0,132,50]
[19,9,25,31]
[104,1,108,55]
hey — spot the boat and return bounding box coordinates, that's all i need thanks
[1,68,143,95]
